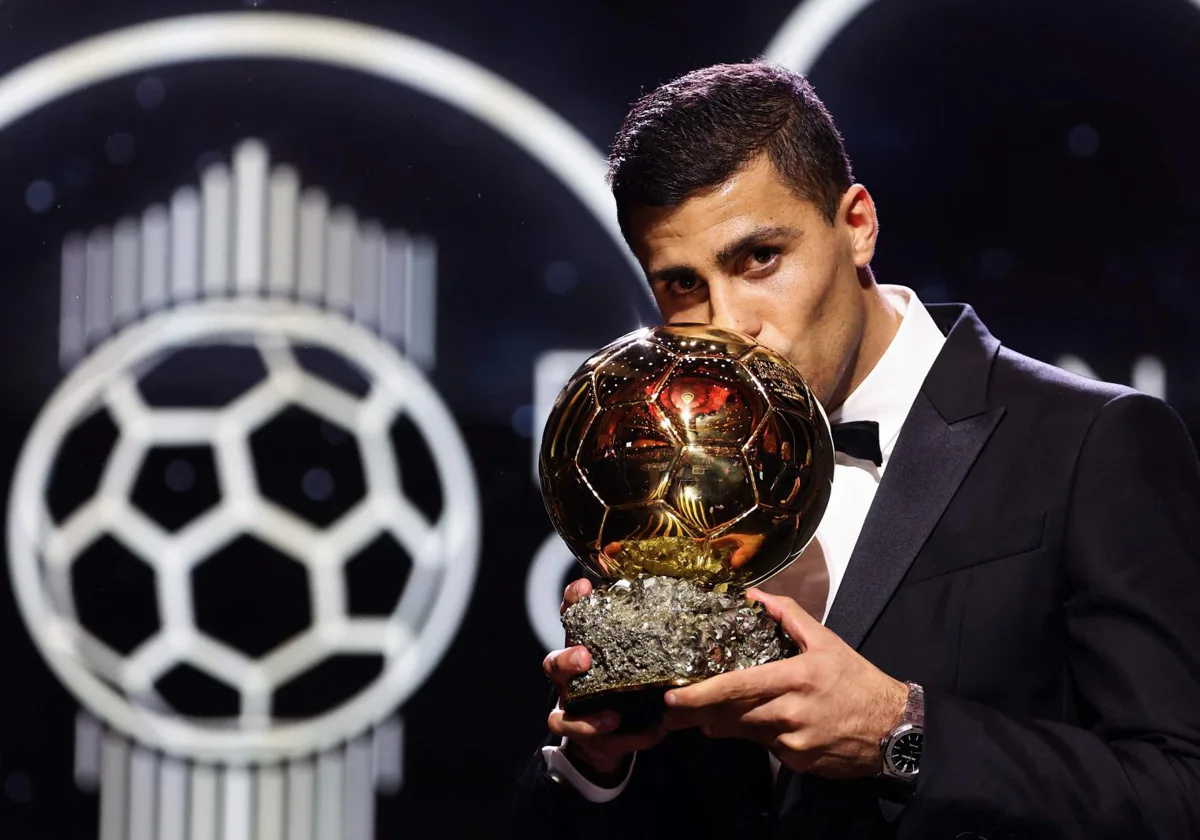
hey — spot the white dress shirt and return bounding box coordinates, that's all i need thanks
[544,285,948,801]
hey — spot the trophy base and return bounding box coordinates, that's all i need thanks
[561,576,796,731]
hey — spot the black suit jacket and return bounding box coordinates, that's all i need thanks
[509,304,1200,839]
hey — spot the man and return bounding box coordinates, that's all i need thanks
[511,62,1200,838]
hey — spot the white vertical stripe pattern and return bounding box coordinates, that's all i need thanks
[371,715,404,795]
[285,759,315,840]
[170,186,202,303]
[128,747,158,840]
[353,221,384,329]
[234,140,268,295]
[157,757,188,840]
[297,188,328,304]
[202,162,232,297]
[315,748,345,840]
[188,764,218,840]
[406,234,438,371]
[325,207,355,314]
[84,227,113,346]
[99,732,129,840]
[222,765,254,840]
[343,733,374,840]
[111,218,140,329]
[73,711,103,792]
[267,165,300,298]
[380,231,410,349]
[255,765,284,840]
[59,234,87,370]
[140,204,170,313]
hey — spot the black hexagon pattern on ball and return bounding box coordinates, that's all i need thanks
[292,345,372,399]
[72,535,160,655]
[46,406,120,525]
[137,344,268,408]
[389,413,443,525]
[344,533,412,617]
[131,445,220,532]
[154,662,241,718]
[250,405,366,527]
[273,653,383,719]
[192,535,311,658]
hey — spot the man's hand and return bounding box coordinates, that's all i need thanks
[661,588,908,779]
[542,578,667,784]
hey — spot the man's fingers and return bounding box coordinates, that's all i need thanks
[542,646,591,686]
[547,707,619,739]
[746,587,822,650]
[547,710,667,755]
[560,578,593,614]
[665,658,796,709]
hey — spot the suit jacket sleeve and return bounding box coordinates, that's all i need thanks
[901,392,1200,838]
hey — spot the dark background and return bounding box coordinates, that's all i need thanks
[0,0,1198,836]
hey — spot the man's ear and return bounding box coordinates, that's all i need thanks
[840,184,878,269]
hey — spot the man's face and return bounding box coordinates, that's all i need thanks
[627,155,879,408]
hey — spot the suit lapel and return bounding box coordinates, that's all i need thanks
[774,303,1005,823]
[823,394,1004,649]
[823,302,1005,650]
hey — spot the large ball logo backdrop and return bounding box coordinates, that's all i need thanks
[8,298,479,762]
[0,10,651,839]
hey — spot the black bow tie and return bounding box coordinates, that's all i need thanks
[831,420,883,467]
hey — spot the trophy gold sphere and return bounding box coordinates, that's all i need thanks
[539,323,834,591]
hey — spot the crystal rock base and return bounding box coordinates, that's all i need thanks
[561,576,797,730]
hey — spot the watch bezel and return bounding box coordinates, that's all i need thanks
[881,721,924,780]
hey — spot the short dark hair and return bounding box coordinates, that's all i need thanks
[608,62,854,243]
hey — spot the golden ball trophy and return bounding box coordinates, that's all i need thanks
[539,324,834,729]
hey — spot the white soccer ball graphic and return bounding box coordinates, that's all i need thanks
[7,299,479,764]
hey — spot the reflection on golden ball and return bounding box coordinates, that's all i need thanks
[539,323,834,588]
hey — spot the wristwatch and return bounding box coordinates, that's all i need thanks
[880,681,924,784]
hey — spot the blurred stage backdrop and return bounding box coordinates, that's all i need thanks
[0,0,1198,837]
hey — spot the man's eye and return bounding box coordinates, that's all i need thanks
[671,276,701,294]
[747,247,779,268]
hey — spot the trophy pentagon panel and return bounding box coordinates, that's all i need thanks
[577,401,680,509]
[665,445,756,538]
[656,355,769,448]
[542,464,608,570]
[741,345,817,420]
[593,340,679,407]
[541,375,596,471]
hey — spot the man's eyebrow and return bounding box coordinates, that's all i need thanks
[714,225,803,266]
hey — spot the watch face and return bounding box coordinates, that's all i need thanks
[889,731,924,776]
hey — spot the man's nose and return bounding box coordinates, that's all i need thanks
[708,284,761,338]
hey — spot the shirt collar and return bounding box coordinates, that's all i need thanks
[827,285,947,464]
